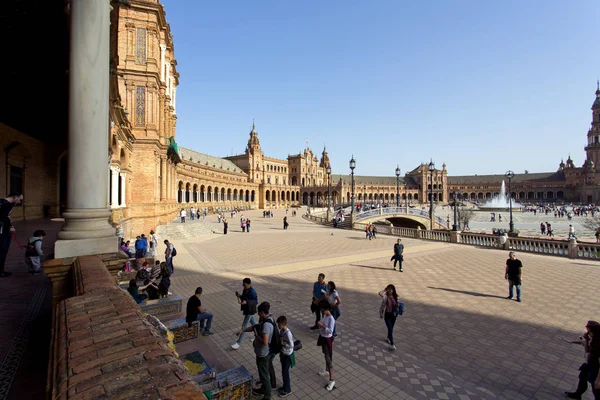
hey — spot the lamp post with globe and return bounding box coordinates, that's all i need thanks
[428,160,435,229]
[349,156,356,217]
[395,166,401,208]
[505,170,515,233]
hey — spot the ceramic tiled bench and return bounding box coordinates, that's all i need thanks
[164,317,200,343]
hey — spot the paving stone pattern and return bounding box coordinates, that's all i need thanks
[163,209,600,400]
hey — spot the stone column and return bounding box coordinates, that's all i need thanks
[55,0,117,258]
[110,166,119,208]
[159,44,166,83]
[203,190,206,202]
[120,173,127,207]
[160,157,167,200]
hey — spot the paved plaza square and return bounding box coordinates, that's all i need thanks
[165,210,600,400]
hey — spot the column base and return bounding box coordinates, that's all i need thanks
[55,236,119,259]
[55,208,117,258]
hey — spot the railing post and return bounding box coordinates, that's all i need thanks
[450,231,460,243]
[568,238,578,259]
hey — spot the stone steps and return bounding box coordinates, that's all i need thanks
[156,219,216,241]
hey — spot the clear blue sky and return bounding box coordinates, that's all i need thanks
[163,0,599,176]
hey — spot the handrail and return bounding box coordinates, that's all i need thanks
[508,237,569,257]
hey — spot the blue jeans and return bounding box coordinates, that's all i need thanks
[166,257,174,274]
[196,312,213,331]
[280,353,292,393]
[384,312,397,345]
[236,314,257,344]
[508,280,521,300]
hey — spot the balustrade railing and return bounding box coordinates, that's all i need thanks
[390,227,418,238]
[420,230,451,242]
[577,243,600,259]
[354,206,448,228]
[508,238,569,257]
[460,232,498,248]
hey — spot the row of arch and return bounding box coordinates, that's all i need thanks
[458,191,565,201]
[177,182,255,203]
[265,190,301,203]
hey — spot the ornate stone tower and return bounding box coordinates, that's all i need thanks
[319,145,331,170]
[246,122,263,183]
[585,81,600,165]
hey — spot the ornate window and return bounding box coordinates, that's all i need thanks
[135,86,146,126]
[136,28,147,64]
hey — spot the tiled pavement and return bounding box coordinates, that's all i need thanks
[163,209,600,400]
[0,218,61,400]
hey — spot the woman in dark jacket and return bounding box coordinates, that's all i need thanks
[157,262,171,298]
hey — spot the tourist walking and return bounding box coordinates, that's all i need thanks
[596,228,600,243]
[546,222,553,236]
[391,239,404,272]
[236,302,277,400]
[223,219,228,235]
[504,252,523,302]
[564,320,600,399]
[569,224,576,240]
[378,285,400,350]
[180,208,186,223]
[164,239,176,274]
[277,315,295,398]
[231,278,258,350]
[157,262,171,298]
[246,218,251,232]
[540,223,546,235]
[317,303,336,391]
[25,229,45,275]
[311,273,328,330]
[185,287,214,335]
[283,216,289,230]
[149,230,157,257]
[326,282,341,337]
[0,193,23,277]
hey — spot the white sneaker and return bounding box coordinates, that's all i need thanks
[386,338,391,344]
[318,370,329,377]
[390,344,397,350]
[231,343,240,350]
[250,338,255,343]
[326,380,336,391]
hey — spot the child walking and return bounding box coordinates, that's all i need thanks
[25,230,45,275]
[277,316,294,398]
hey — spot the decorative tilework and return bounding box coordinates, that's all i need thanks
[140,295,182,320]
[136,28,146,64]
[136,86,145,126]
[164,318,200,343]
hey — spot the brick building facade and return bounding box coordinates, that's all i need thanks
[2,0,599,242]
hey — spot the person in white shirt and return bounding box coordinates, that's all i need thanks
[180,208,186,223]
[317,303,336,391]
[326,281,341,337]
[277,316,294,398]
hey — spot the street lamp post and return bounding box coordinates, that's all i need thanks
[395,166,401,208]
[452,191,459,231]
[505,170,515,233]
[349,156,356,215]
[404,173,409,211]
[428,160,435,229]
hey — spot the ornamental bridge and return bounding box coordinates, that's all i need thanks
[354,206,448,230]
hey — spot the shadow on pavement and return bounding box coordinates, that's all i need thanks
[427,286,507,299]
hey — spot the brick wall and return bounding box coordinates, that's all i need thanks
[47,256,206,400]
[0,122,63,220]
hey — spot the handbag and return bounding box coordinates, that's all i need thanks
[293,339,302,351]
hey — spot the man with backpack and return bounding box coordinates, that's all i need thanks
[236,301,278,400]
[164,239,176,274]
[0,193,23,277]
[25,230,45,275]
